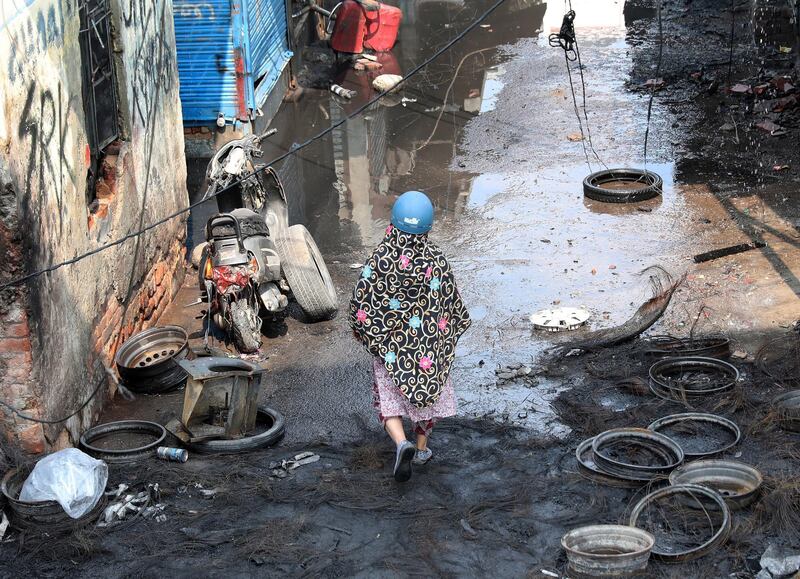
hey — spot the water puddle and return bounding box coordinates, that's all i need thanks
[244,0,688,434]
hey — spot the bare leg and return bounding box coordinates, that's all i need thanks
[384,416,407,446]
[416,433,428,451]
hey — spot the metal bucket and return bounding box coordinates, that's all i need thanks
[772,390,800,432]
[561,524,655,577]
[669,460,763,510]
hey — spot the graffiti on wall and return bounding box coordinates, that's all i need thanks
[124,0,177,128]
[174,3,217,19]
[16,82,76,236]
[6,0,75,84]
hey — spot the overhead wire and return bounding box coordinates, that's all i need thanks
[0,0,513,425]
[0,0,512,295]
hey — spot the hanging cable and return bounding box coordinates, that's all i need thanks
[642,0,664,169]
[726,0,736,88]
[573,41,607,170]
[550,8,607,170]
[548,10,578,61]
[0,0,512,295]
[0,374,108,425]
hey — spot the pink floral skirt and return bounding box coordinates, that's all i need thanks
[372,358,457,422]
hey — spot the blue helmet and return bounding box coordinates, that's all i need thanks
[391,191,434,235]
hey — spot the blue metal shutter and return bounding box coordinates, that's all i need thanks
[173,0,254,124]
[246,0,292,107]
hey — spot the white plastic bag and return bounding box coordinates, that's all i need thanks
[19,448,108,519]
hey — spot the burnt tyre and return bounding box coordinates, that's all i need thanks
[583,168,662,203]
[275,224,338,321]
[230,299,262,353]
[1,468,107,532]
[187,406,285,454]
[115,326,189,394]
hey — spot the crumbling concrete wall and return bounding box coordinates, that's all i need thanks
[0,0,188,453]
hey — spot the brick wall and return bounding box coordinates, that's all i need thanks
[92,239,187,390]
[0,0,189,454]
[0,240,186,454]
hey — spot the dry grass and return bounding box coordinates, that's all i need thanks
[347,442,386,471]
[237,515,310,560]
[737,476,800,542]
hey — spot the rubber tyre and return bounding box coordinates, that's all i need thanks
[191,241,209,268]
[274,224,338,321]
[230,299,262,353]
[2,468,107,532]
[187,407,285,454]
[583,168,662,203]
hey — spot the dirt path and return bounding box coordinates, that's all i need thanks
[3,0,800,576]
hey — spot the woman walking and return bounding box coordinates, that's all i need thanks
[350,191,470,482]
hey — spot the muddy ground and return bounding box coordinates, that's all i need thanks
[3,0,800,577]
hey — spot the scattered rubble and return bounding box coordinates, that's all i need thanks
[494,363,533,384]
[756,119,786,136]
[643,78,664,89]
[729,83,752,95]
[269,451,321,478]
[757,545,800,578]
[372,74,403,92]
[99,483,165,527]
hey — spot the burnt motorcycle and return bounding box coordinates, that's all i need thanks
[197,131,338,353]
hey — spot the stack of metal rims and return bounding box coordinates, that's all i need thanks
[648,356,739,402]
[576,427,684,486]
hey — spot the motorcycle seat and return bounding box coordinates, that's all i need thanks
[208,209,270,240]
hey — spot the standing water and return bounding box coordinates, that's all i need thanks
[205,0,697,434]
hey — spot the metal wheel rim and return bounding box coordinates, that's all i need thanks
[629,483,731,561]
[592,428,684,475]
[668,460,762,508]
[649,356,739,396]
[80,420,167,459]
[643,335,731,359]
[575,437,650,486]
[647,413,741,458]
[115,326,189,370]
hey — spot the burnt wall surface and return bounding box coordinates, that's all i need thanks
[0,0,188,452]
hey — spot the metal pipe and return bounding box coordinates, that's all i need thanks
[308,4,332,17]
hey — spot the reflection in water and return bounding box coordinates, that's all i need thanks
[259,0,548,250]
[582,161,674,216]
[467,173,507,207]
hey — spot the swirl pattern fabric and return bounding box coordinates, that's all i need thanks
[350,226,470,408]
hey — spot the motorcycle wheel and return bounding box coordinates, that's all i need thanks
[274,225,338,321]
[230,299,262,353]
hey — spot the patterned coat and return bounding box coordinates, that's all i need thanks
[350,225,471,408]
